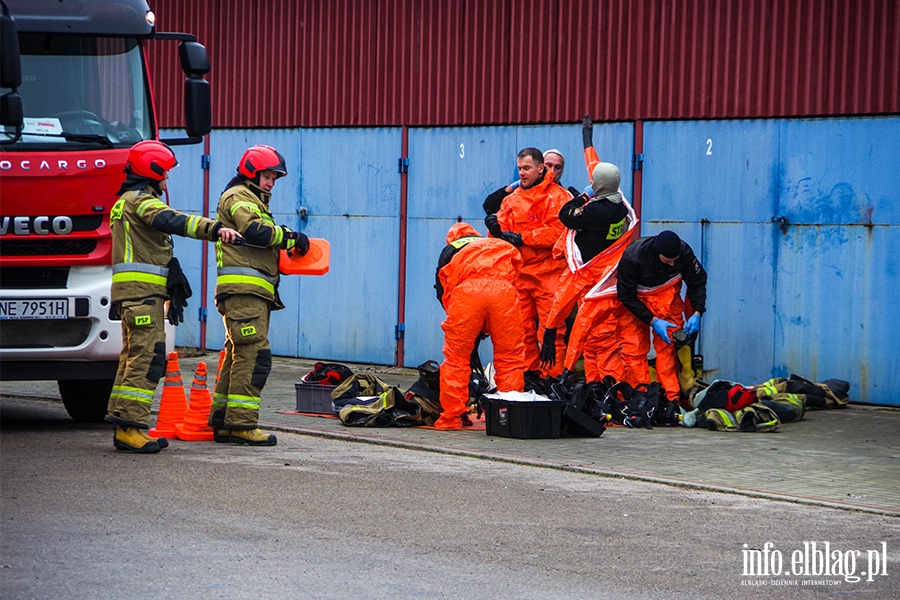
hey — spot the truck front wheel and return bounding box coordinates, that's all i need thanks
[58,379,114,423]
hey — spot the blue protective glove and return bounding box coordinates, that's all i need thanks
[684,313,701,335]
[651,318,677,344]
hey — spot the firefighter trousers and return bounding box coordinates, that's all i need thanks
[209,294,272,430]
[106,297,167,428]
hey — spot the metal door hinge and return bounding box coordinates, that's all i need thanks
[198,307,208,323]
[201,155,211,170]
[632,153,644,171]
[395,323,406,340]
[398,157,409,174]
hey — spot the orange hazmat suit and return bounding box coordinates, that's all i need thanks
[495,171,570,374]
[434,223,525,430]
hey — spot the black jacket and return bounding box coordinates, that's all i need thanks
[558,196,630,262]
[617,236,707,324]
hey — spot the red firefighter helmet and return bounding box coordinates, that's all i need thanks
[126,140,178,181]
[237,145,287,179]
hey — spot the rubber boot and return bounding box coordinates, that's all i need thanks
[228,428,277,446]
[113,426,162,453]
[140,428,169,449]
[213,429,231,443]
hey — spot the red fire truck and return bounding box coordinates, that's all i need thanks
[0,0,210,421]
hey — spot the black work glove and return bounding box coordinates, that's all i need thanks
[567,187,590,206]
[499,231,523,246]
[582,113,593,149]
[484,213,502,237]
[286,230,310,256]
[539,328,557,368]
[483,186,510,215]
[166,257,192,326]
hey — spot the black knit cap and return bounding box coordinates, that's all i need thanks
[652,230,682,258]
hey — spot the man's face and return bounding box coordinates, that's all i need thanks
[658,254,678,266]
[259,170,278,192]
[544,152,564,184]
[159,173,168,192]
[517,156,545,189]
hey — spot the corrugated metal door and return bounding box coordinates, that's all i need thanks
[643,116,900,406]
[642,119,781,385]
[773,117,900,405]
[403,122,635,367]
[293,127,403,364]
[201,129,304,358]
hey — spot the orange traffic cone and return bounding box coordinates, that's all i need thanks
[175,361,215,441]
[150,352,188,438]
[214,349,226,389]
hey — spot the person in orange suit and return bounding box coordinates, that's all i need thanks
[617,231,707,403]
[543,163,637,381]
[484,148,571,376]
[433,222,525,430]
[544,114,638,381]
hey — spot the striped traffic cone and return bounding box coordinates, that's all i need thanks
[214,349,226,389]
[150,352,187,438]
[175,361,215,441]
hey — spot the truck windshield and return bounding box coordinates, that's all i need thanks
[1,35,153,148]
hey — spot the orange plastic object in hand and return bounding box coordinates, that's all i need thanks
[279,238,330,276]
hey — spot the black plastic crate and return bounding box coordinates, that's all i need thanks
[484,397,564,439]
[294,381,338,414]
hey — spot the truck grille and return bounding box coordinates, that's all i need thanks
[0,267,69,289]
[0,239,98,256]
[71,216,104,231]
[0,318,91,349]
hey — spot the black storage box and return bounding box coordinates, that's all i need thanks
[484,397,565,439]
[294,381,338,414]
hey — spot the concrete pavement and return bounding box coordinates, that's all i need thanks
[170,350,900,517]
[2,348,897,517]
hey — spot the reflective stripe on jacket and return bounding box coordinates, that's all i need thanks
[110,187,219,302]
[214,182,285,306]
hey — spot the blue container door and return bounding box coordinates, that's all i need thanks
[643,117,900,405]
[403,125,519,367]
[773,117,900,405]
[201,130,304,357]
[293,127,403,364]
[642,119,781,385]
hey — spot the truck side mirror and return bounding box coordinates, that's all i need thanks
[159,37,211,145]
[184,76,210,138]
[0,91,22,126]
[178,41,209,76]
[1,10,21,89]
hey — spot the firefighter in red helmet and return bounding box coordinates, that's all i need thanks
[208,145,309,446]
[105,140,239,453]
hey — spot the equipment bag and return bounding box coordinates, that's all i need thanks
[331,373,390,402]
[757,375,849,409]
[605,381,660,429]
[338,386,423,427]
[759,393,805,423]
[693,380,758,413]
[705,402,780,432]
[303,362,353,386]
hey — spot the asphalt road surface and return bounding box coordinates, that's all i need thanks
[1,397,898,600]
